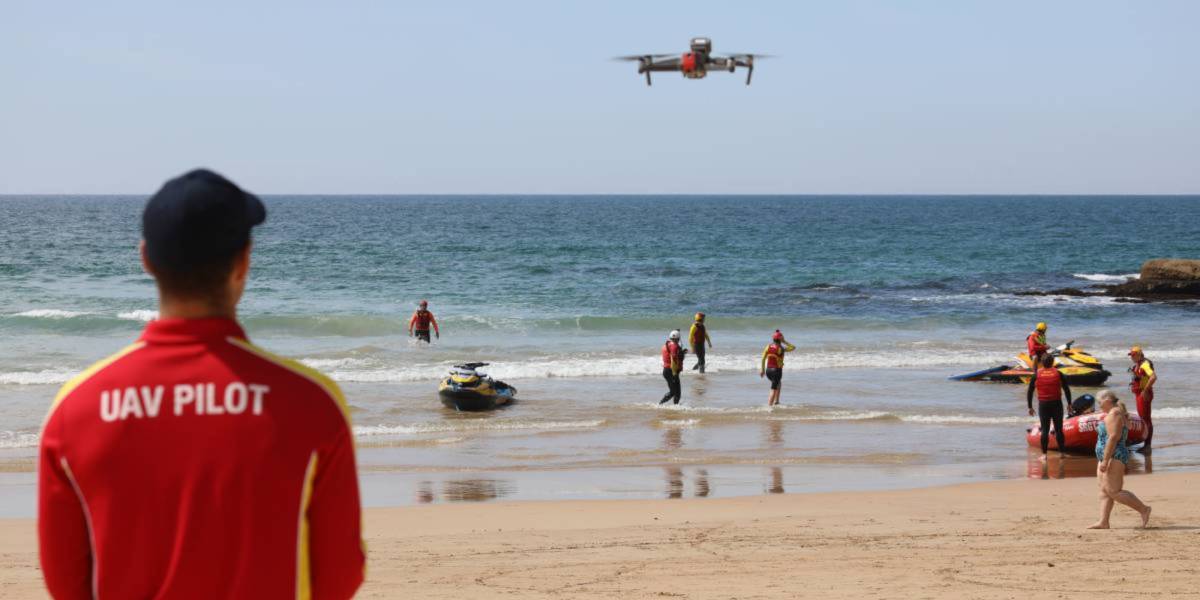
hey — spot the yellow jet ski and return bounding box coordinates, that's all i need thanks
[438,362,516,411]
[1008,341,1111,386]
[1053,341,1104,370]
[949,341,1110,386]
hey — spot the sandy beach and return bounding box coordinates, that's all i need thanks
[2,472,1195,598]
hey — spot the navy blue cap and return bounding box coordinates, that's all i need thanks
[142,169,266,271]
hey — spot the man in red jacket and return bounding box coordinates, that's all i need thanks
[38,169,366,599]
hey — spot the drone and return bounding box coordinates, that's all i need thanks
[616,37,770,86]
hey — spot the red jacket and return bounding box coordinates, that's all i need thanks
[38,318,365,599]
[1035,367,1063,401]
[661,341,682,371]
[1027,332,1049,357]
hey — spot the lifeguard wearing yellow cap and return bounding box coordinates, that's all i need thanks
[1128,345,1143,356]
[695,312,705,321]
[1036,322,1047,331]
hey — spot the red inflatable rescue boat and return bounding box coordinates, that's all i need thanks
[1026,412,1146,453]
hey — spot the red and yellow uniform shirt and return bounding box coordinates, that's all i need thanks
[760,342,797,371]
[1131,359,1155,394]
[38,318,365,600]
[662,341,683,372]
[1035,367,1064,401]
[1027,332,1048,357]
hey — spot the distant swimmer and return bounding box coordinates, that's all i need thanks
[660,329,686,405]
[409,299,440,342]
[1026,322,1050,367]
[1088,390,1151,529]
[760,330,796,406]
[38,169,365,598]
[1026,353,1073,462]
[1128,346,1157,454]
[689,312,713,373]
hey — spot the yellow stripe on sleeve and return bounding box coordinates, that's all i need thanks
[42,342,145,429]
[295,451,318,600]
[225,338,352,425]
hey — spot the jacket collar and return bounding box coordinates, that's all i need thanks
[139,317,248,344]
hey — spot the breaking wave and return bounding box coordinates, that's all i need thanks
[353,419,606,437]
[1073,273,1139,283]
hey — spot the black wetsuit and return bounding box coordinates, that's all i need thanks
[661,368,681,404]
[1027,368,1072,454]
[414,329,431,343]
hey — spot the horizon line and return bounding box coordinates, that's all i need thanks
[3,192,1200,198]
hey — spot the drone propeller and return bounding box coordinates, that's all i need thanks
[612,54,676,62]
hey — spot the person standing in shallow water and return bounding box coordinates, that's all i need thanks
[689,312,713,373]
[1089,390,1152,529]
[1128,346,1157,454]
[760,330,796,406]
[1026,353,1072,462]
[408,299,440,343]
[660,329,685,405]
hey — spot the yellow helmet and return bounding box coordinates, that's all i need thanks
[1035,322,1047,332]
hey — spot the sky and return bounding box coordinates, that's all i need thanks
[2,1,1198,194]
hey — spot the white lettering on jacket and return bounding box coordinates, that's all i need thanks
[101,383,269,421]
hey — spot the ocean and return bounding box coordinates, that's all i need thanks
[2,195,1199,513]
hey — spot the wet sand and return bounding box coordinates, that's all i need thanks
[2,471,1196,598]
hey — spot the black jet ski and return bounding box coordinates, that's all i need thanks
[438,362,516,411]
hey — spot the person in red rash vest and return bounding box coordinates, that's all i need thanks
[38,169,365,599]
[1128,345,1157,454]
[1026,322,1050,368]
[408,299,439,343]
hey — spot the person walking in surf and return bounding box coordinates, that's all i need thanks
[689,312,713,373]
[408,300,440,343]
[660,329,686,405]
[760,330,796,406]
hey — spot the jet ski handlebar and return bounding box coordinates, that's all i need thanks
[454,362,490,370]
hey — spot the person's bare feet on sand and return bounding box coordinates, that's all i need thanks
[1141,506,1152,528]
[1087,521,1109,529]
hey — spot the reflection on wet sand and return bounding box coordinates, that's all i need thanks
[663,466,714,499]
[695,469,710,497]
[661,422,713,498]
[667,467,684,499]
[766,420,784,446]
[768,467,784,494]
[415,479,514,503]
[663,426,683,452]
[1025,450,1147,480]
[765,420,785,493]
